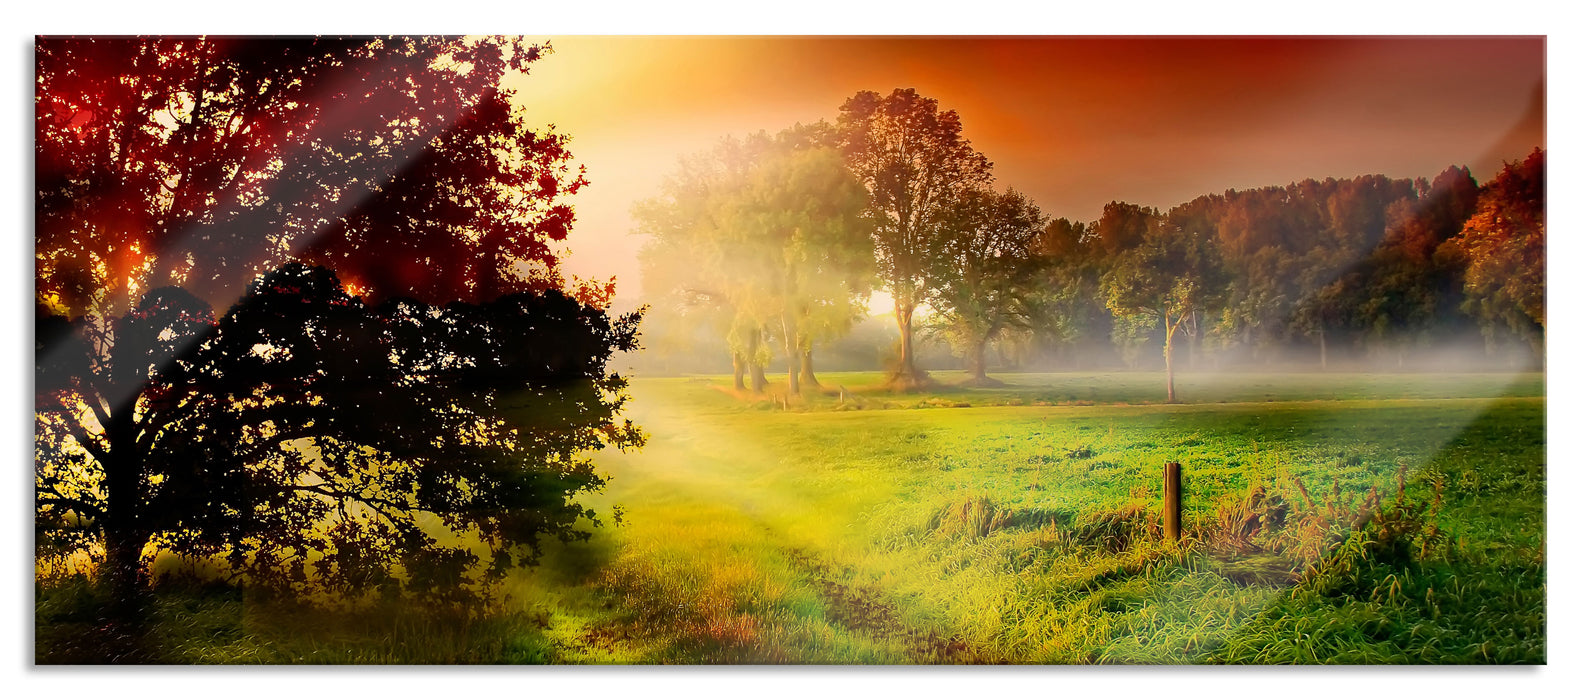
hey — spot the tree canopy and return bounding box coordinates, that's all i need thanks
[1102,214,1226,402]
[929,187,1046,385]
[36,36,584,316]
[637,124,872,394]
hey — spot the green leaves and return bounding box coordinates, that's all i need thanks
[637,125,874,387]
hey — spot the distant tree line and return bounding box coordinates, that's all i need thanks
[637,88,1546,397]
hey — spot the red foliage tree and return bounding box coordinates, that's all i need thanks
[36,36,585,316]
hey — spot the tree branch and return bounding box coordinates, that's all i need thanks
[37,482,106,522]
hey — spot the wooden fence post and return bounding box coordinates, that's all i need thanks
[1163,461,1182,542]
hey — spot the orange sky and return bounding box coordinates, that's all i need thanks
[506,36,1545,303]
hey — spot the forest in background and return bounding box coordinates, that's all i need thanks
[632,89,1544,389]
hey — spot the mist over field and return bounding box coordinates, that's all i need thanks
[621,308,1542,379]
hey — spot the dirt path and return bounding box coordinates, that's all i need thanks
[549,385,999,663]
[783,547,999,664]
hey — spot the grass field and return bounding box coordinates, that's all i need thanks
[35,370,1546,664]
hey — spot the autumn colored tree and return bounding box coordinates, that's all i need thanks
[36,265,642,615]
[1101,217,1226,402]
[930,187,1045,385]
[36,36,584,318]
[1092,201,1157,257]
[1191,176,1410,365]
[1449,148,1545,355]
[837,88,993,391]
[35,36,637,624]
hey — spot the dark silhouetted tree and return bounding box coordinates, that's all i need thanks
[36,265,642,613]
[35,36,636,624]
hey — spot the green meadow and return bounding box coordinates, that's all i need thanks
[36,371,1546,664]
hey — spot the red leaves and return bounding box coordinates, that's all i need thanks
[38,36,591,318]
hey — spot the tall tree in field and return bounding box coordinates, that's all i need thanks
[931,187,1045,386]
[635,139,760,390]
[837,88,992,391]
[1102,219,1225,402]
[636,135,781,391]
[1090,202,1165,365]
[1448,148,1545,356]
[724,131,874,394]
[636,125,872,394]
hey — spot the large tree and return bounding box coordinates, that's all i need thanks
[837,88,992,390]
[1101,215,1226,402]
[637,125,872,395]
[930,187,1045,385]
[35,36,634,618]
[731,136,874,394]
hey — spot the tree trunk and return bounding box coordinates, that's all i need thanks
[1318,324,1328,370]
[781,319,800,396]
[100,415,153,629]
[746,327,767,393]
[1163,312,1178,403]
[103,523,149,615]
[889,301,930,391]
[731,351,747,391]
[97,518,153,662]
[959,333,998,387]
[799,349,820,390]
[896,302,916,376]
[749,363,768,393]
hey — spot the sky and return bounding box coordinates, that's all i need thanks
[505,36,1545,306]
